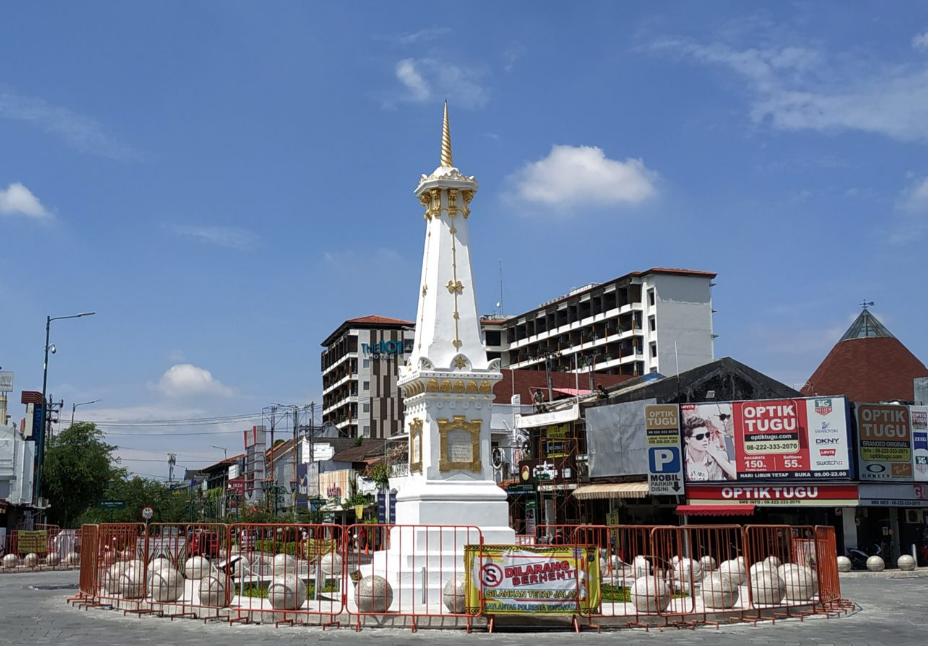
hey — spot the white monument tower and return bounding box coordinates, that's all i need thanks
[395,103,514,544]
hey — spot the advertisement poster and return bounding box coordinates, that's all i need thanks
[911,406,928,483]
[681,397,851,481]
[857,404,912,481]
[16,531,48,554]
[644,404,685,495]
[465,545,600,615]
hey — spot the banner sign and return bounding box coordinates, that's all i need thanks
[857,404,912,481]
[911,406,928,483]
[681,396,851,482]
[645,405,684,495]
[858,483,928,507]
[16,530,48,554]
[686,484,859,506]
[465,545,601,615]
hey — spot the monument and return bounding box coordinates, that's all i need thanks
[359,104,514,606]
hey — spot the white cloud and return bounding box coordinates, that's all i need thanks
[172,225,256,249]
[508,145,658,212]
[395,59,431,102]
[913,31,928,51]
[0,87,140,161]
[154,364,233,398]
[390,58,489,109]
[889,175,928,243]
[503,43,527,72]
[0,182,49,218]
[392,26,450,46]
[649,37,928,143]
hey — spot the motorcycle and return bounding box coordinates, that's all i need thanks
[847,542,882,570]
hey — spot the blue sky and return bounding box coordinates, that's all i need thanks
[2,3,927,480]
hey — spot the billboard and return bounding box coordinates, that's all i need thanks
[686,483,859,506]
[857,404,912,481]
[680,396,851,482]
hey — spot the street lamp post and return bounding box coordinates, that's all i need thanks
[35,311,95,507]
[71,399,101,426]
[210,445,228,461]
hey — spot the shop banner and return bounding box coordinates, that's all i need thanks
[645,404,685,496]
[681,396,851,482]
[911,406,928,483]
[465,545,601,615]
[858,483,928,507]
[857,404,912,481]
[686,484,859,506]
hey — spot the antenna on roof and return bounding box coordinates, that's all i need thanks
[496,259,505,316]
[860,299,874,311]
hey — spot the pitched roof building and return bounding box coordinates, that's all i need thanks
[802,309,928,403]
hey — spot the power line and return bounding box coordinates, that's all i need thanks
[103,429,246,436]
[93,412,265,427]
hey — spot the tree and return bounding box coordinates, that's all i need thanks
[43,422,117,527]
[78,475,194,525]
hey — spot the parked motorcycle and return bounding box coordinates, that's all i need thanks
[847,542,882,570]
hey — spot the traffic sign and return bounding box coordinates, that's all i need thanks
[645,404,685,496]
[141,506,154,520]
[97,500,126,509]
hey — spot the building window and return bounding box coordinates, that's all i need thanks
[363,381,369,391]
[650,342,658,358]
[362,425,370,437]
[363,403,370,413]
[363,358,370,368]
[648,288,655,307]
[648,316,656,332]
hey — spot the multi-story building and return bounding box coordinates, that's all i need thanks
[481,268,716,378]
[321,316,415,439]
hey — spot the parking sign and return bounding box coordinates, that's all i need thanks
[645,405,685,496]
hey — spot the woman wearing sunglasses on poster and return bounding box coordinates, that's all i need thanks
[683,416,737,481]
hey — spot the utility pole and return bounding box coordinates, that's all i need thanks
[292,406,298,514]
[167,453,176,485]
[269,405,277,515]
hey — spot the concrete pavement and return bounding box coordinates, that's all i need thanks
[2,569,927,646]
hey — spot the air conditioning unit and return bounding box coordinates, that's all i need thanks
[905,509,924,524]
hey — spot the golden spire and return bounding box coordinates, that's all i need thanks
[441,100,453,167]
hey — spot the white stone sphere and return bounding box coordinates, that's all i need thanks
[776,563,796,579]
[442,577,466,613]
[2,554,20,568]
[117,569,147,598]
[764,555,782,569]
[749,561,775,580]
[632,555,650,578]
[148,567,184,602]
[103,564,123,593]
[45,553,62,567]
[320,552,342,578]
[836,556,852,572]
[150,557,174,573]
[630,575,671,613]
[701,573,739,609]
[898,555,917,572]
[198,574,229,607]
[356,575,393,613]
[64,552,81,566]
[719,559,747,586]
[272,553,297,577]
[672,557,702,583]
[750,571,785,605]
[231,555,251,577]
[125,559,146,574]
[268,574,306,610]
[671,555,681,565]
[866,555,885,572]
[783,565,817,601]
[699,556,717,574]
[23,553,39,568]
[184,556,215,580]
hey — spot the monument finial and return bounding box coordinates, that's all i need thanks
[441,101,453,167]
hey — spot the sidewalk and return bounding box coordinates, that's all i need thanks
[840,566,928,578]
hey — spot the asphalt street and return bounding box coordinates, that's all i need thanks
[1,570,925,646]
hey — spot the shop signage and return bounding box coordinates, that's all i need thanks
[16,530,47,554]
[506,483,536,494]
[680,396,852,482]
[858,483,928,507]
[228,477,246,494]
[644,404,684,496]
[519,457,576,486]
[0,371,13,392]
[361,339,413,357]
[97,500,127,509]
[857,404,912,481]
[686,484,859,506]
[464,545,601,615]
[911,406,928,483]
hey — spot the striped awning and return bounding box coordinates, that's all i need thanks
[572,482,649,500]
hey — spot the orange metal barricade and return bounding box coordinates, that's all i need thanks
[70,525,99,606]
[813,525,842,608]
[93,523,147,611]
[742,524,821,622]
[0,527,82,571]
[343,523,483,631]
[227,523,344,628]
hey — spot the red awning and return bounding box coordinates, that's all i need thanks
[676,504,755,517]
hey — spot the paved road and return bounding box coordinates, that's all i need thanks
[1,570,926,646]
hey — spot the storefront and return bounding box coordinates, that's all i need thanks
[853,483,928,564]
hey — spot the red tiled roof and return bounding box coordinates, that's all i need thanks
[493,369,632,404]
[345,315,414,326]
[801,337,928,402]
